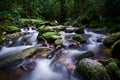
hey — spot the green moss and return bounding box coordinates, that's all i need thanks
[53,25,66,31]
[0,48,37,68]
[111,40,120,59]
[4,25,19,33]
[76,58,110,80]
[103,32,120,48]
[38,25,55,34]
[42,32,61,40]
[107,60,119,71]
[19,18,50,26]
[73,34,86,43]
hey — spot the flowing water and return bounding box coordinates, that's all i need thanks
[0,26,108,80]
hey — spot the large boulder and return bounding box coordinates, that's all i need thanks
[103,32,120,48]
[111,40,120,59]
[18,18,50,26]
[0,48,37,68]
[76,58,110,80]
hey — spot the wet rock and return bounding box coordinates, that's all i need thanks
[75,51,94,61]
[54,39,63,46]
[76,58,110,80]
[103,32,120,48]
[3,32,22,41]
[73,34,86,43]
[75,27,84,34]
[97,38,103,42]
[65,27,79,33]
[111,40,120,59]
[48,25,66,31]
[0,48,37,68]
[36,48,52,58]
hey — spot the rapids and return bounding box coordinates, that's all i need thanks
[0,26,108,80]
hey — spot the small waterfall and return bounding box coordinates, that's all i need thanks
[84,28,106,59]
[59,31,76,47]
[0,27,38,58]
[23,48,84,80]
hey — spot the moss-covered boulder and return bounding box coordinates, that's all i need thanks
[18,18,51,27]
[106,59,119,71]
[0,48,37,68]
[42,32,61,43]
[103,32,120,48]
[111,40,120,59]
[52,25,66,32]
[38,25,55,34]
[3,25,19,33]
[76,58,110,80]
[73,34,86,43]
[106,59,120,79]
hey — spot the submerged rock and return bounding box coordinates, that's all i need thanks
[111,40,120,59]
[36,47,52,58]
[0,48,37,68]
[76,58,110,80]
[103,32,120,48]
[75,51,94,61]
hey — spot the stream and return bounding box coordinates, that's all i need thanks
[0,26,108,80]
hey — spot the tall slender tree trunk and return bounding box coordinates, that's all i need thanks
[59,0,66,24]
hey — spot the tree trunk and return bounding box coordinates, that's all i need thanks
[59,0,66,24]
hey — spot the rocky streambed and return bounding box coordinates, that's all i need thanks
[0,24,120,80]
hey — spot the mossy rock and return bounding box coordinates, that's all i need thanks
[19,18,50,26]
[42,32,61,43]
[76,58,110,80]
[53,25,66,31]
[38,25,55,34]
[106,59,120,79]
[73,34,86,43]
[54,39,63,45]
[0,48,37,68]
[106,59,119,71]
[103,32,120,48]
[4,25,19,33]
[111,40,120,59]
